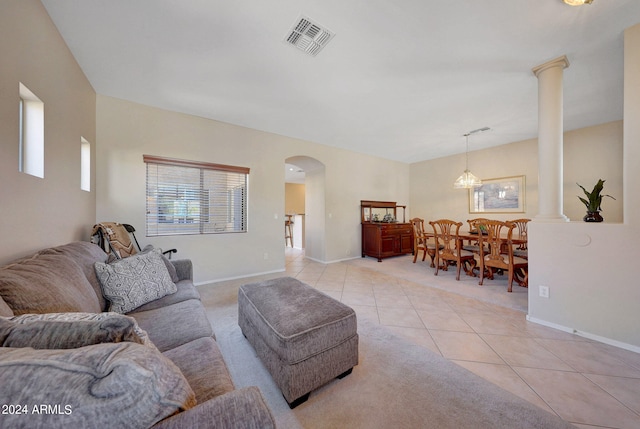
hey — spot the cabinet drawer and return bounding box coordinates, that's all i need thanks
[380,226,411,235]
[382,225,412,234]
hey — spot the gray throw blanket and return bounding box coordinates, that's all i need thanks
[0,317,143,349]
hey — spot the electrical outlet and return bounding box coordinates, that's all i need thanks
[263,252,269,260]
[539,285,550,298]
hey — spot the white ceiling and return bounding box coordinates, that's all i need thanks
[41,0,640,163]
[285,163,306,184]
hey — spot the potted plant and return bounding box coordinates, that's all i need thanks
[577,179,616,222]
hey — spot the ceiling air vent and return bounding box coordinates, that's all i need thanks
[285,15,334,57]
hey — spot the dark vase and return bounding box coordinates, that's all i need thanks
[583,211,603,222]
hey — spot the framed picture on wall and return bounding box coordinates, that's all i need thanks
[469,175,525,213]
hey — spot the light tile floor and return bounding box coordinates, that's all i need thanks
[208,248,640,429]
[282,249,640,429]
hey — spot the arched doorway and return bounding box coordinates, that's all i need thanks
[284,156,325,262]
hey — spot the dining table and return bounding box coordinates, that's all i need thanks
[424,230,527,247]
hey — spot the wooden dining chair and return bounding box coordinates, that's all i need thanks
[429,219,476,280]
[410,218,439,267]
[476,220,528,292]
[464,218,490,254]
[507,218,530,259]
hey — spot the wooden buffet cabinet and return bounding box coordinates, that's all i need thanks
[361,200,413,262]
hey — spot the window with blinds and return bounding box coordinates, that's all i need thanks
[144,155,249,236]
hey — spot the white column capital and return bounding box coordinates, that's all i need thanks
[532,55,570,77]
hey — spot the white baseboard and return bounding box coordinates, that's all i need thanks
[193,254,359,286]
[305,255,361,264]
[526,315,640,354]
[194,268,285,287]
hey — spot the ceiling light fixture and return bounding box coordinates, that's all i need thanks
[563,0,594,6]
[453,127,489,189]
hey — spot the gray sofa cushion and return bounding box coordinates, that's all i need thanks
[0,316,143,349]
[40,242,110,311]
[0,296,12,317]
[0,342,196,429]
[95,250,177,313]
[140,245,179,282]
[153,387,276,429]
[162,337,235,403]
[0,252,101,315]
[132,280,200,313]
[163,254,180,282]
[129,299,214,352]
[170,259,193,282]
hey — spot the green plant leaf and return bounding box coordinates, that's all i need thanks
[576,179,615,212]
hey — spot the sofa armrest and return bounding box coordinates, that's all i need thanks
[170,259,193,281]
[152,386,276,429]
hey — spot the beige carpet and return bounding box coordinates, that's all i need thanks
[204,281,574,429]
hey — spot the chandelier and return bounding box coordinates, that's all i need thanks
[563,0,594,6]
[453,128,489,189]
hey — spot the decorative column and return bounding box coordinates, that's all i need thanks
[532,56,570,222]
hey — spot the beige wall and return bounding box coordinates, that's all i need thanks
[285,183,305,214]
[0,0,96,265]
[410,138,539,224]
[526,24,639,351]
[564,121,623,222]
[96,95,410,283]
[410,121,623,225]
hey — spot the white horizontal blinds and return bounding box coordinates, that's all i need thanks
[144,155,249,236]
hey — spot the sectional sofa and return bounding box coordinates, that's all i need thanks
[0,241,276,429]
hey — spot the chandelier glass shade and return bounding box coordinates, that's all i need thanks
[453,169,482,189]
[453,133,482,189]
[563,0,593,6]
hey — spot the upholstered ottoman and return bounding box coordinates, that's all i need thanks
[238,277,358,408]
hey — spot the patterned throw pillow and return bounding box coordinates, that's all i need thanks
[94,250,177,314]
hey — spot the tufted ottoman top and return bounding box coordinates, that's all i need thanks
[238,277,357,365]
